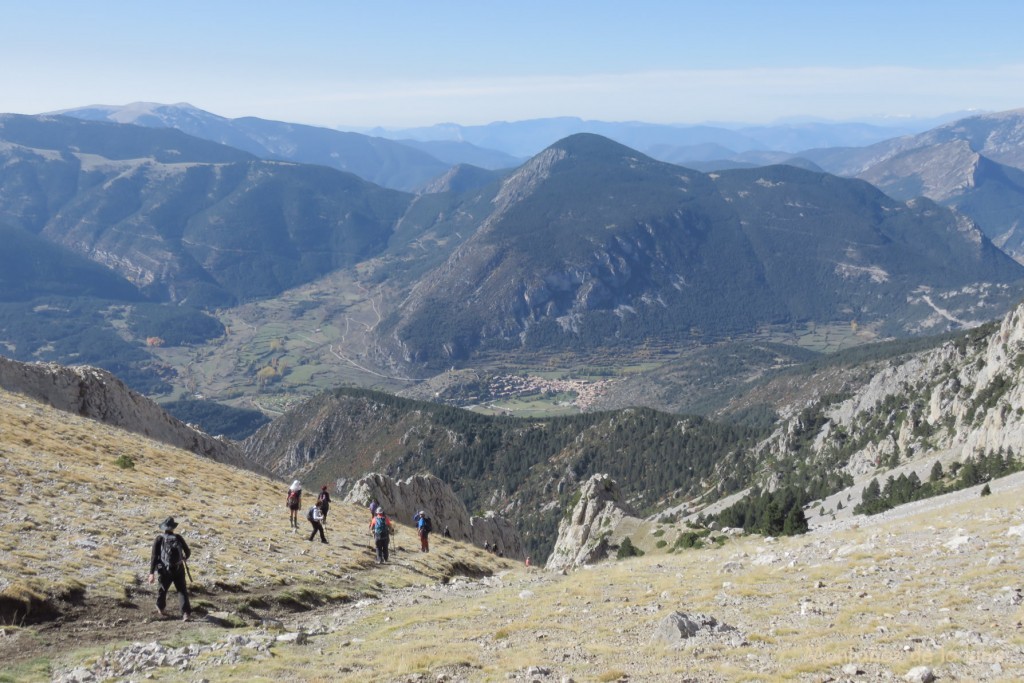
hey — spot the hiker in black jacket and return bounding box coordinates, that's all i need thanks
[147,516,192,621]
[317,485,331,527]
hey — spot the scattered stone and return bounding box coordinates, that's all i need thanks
[276,631,309,645]
[842,663,863,675]
[903,666,935,683]
[652,611,736,647]
[943,534,975,552]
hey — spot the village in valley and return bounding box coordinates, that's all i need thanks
[463,373,617,414]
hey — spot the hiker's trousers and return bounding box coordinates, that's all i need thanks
[157,567,191,615]
[375,537,390,563]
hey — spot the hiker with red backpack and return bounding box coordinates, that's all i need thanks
[369,508,394,564]
[147,516,192,622]
[286,480,302,531]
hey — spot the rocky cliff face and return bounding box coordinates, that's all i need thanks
[750,298,1024,487]
[0,355,250,469]
[344,473,523,558]
[546,473,636,571]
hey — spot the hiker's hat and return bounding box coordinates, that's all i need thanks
[418,510,425,516]
[290,480,301,491]
[322,485,328,491]
[159,516,178,531]
[377,509,385,515]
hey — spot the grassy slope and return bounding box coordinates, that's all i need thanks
[0,387,508,675]
[3,385,1023,681]
[160,473,1024,682]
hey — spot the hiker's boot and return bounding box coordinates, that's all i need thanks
[182,612,191,622]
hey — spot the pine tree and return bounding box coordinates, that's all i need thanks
[783,506,809,535]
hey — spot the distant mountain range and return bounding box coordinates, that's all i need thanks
[4,106,1024,395]
[367,113,969,158]
[55,102,472,191]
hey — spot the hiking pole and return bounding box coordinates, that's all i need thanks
[183,559,193,582]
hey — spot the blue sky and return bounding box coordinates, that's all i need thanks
[3,1,1023,128]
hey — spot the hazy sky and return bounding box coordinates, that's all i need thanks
[3,1,1023,129]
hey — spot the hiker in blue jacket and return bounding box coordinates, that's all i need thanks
[414,510,432,552]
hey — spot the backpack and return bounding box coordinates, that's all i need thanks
[160,533,184,572]
[373,515,389,540]
[421,516,433,534]
[307,506,316,523]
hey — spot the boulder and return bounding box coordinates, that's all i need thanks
[651,611,737,647]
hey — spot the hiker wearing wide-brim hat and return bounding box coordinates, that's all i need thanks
[148,516,193,622]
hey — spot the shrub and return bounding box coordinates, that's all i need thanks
[616,536,644,559]
[114,454,135,469]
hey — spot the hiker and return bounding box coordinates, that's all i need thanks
[147,516,192,621]
[414,510,432,552]
[368,498,379,517]
[286,480,302,531]
[443,525,451,539]
[317,485,331,526]
[369,508,394,564]
[308,501,327,543]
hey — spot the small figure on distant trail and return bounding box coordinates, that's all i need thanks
[148,516,192,622]
[369,508,394,564]
[369,498,380,517]
[414,510,432,552]
[286,481,302,531]
[484,541,491,552]
[317,486,331,527]
[443,525,451,539]
[307,501,327,544]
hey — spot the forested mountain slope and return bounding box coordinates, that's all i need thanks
[243,387,763,561]
[380,133,1024,369]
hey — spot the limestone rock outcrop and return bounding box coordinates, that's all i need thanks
[546,473,635,571]
[747,297,1024,502]
[0,356,250,469]
[345,472,523,558]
